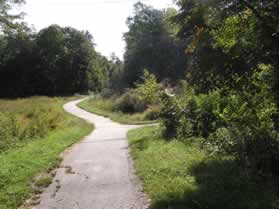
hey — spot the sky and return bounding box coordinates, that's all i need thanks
[20,0,175,59]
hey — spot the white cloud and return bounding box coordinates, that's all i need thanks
[21,0,175,59]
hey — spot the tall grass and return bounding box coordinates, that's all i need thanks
[0,97,93,208]
[0,97,64,152]
[78,97,157,125]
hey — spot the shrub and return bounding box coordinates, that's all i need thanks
[100,88,114,98]
[116,89,147,113]
[160,93,182,138]
[114,69,161,114]
[135,69,161,105]
[144,105,161,120]
[207,127,235,154]
[160,65,279,175]
[194,90,224,137]
[177,115,194,139]
[160,81,195,138]
[210,65,279,174]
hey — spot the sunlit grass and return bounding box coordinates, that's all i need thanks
[0,97,68,152]
[128,126,279,209]
[0,97,93,209]
[79,97,155,125]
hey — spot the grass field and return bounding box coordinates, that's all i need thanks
[128,126,279,209]
[78,97,155,125]
[0,97,93,209]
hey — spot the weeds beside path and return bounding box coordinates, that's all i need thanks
[78,97,156,125]
[128,126,279,209]
[0,97,93,209]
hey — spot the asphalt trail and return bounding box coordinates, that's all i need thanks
[35,99,148,209]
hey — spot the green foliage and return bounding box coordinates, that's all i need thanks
[216,65,278,174]
[144,105,162,121]
[123,3,187,86]
[34,174,53,188]
[0,24,115,97]
[116,90,147,113]
[0,97,63,152]
[99,88,114,98]
[135,69,161,105]
[160,94,181,138]
[0,97,93,209]
[211,16,241,51]
[79,70,162,123]
[78,97,155,125]
[128,126,279,209]
[211,13,256,52]
[0,0,25,31]
[194,90,224,137]
[160,81,196,138]
[35,25,107,94]
[215,0,279,104]
[160,65,279,175]
[113,70,161,114]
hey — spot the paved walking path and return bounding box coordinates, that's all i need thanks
[36,99,148,209]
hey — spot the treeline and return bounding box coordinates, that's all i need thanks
[0,0,122,97]
[0,24,121,97]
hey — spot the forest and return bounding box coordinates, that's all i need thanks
[0,0,121,97]
[1,0,279,208]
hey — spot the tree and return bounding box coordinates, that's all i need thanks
[123,3,187,86]
[0,23,36,97]
[107,53,124,91]
[136,69,160,105]
[0,0,25,32]
[217,0,279,105]
[173,0,251,93]
[0,24,112,97]
[35,25,110,95]
[0,1,120,97]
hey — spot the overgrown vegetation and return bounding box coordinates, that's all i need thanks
[128,126,279,209]
[0,97,64,152]
[0,97,93,209]
[160,65,278,175]
[79,70,161,125]
[79,97,146,125]
[120,0,279,177]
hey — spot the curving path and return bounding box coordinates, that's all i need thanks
[35,98,149,209]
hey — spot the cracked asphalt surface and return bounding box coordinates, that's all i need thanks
[35,98,149,209]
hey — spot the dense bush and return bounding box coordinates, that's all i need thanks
[135,70,161,106]
[160,81,196,138]
[160,65,279,175]
[81,71,162,122]
[100,88,115,98]
[160,94,182,138]
[144,105,161,120]
[116,90,147,113]
[116,70,161,113]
